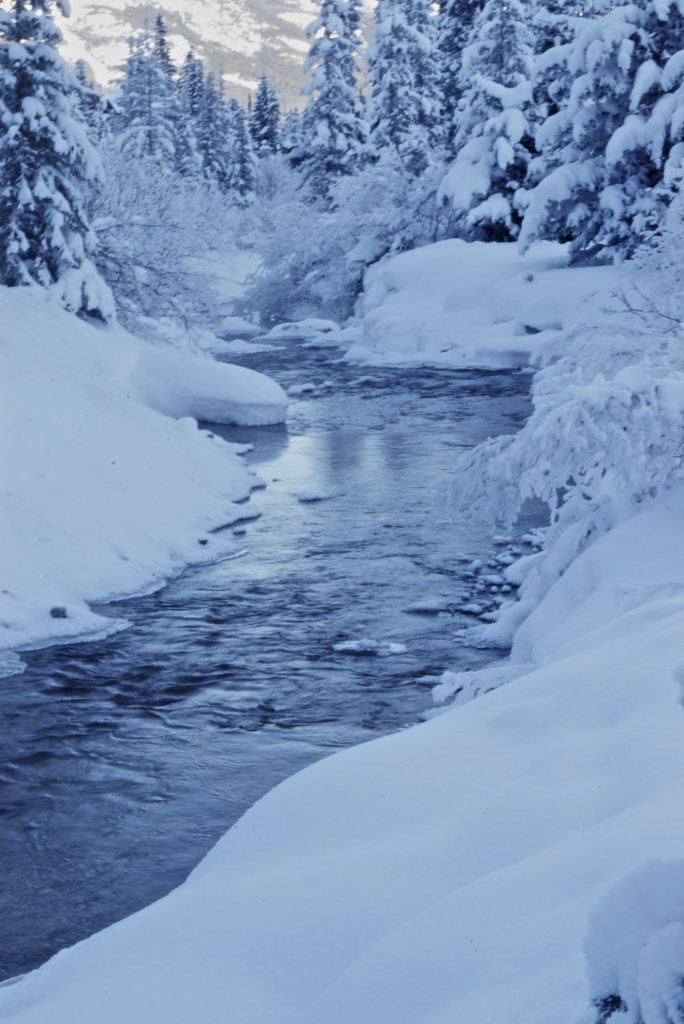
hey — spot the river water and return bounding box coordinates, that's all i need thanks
[0,339,532,981]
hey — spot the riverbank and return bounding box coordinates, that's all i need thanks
[0,287,287,675]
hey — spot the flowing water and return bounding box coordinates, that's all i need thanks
[0,339,533,980]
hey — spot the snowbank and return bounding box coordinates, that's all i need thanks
[4,448,684,1024]
[0,287,286,667]
[134,347,288,426]
[348,239,617,368]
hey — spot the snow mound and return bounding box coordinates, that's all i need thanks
[295,488,337,503]
[0,287,264,666]
[265,317,340,340]
[288,382,317,397]
[333,638,408,656]
[221,338,280,355]
[350,239,617,368]
[133,347,288,426]
[218,315,263,339]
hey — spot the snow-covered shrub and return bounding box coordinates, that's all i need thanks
[88,144,234,332]
[585,862,684,1024]
[247,153,443,322]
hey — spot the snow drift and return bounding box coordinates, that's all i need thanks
[0,287,286,669]
[347,239,617,368]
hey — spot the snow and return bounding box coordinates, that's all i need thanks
[218,314,264,339]
[0,286,286,669]
[332,638,407,656]
[264,317,340,340]
[220,338,280,355]
[5,484,684,1024]
[295,487,337,502]
[346,239,617,369]
[133,346,288,426]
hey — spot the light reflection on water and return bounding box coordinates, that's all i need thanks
[0,343,532,980]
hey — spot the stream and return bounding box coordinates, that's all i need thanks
[0,338,533,981]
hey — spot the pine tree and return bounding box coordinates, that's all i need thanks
[116,25,177,167]
[74,58,111,142]
[439,0,534,241]
[522,0,684,257]
[226,98,256,204]
[280,107,304,163]
[176,48,204,176]
[249,73,281,155]
[0,0,113,318]
[153,11,174,81]
[367,0,441,175]
[436,0,483,155]
[297,0,367,198]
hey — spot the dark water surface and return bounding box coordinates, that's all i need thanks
[0,340,531,980]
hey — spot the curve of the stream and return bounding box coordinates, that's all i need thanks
[0,339,533,980]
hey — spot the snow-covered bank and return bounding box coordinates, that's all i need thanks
[345,239,617,368]
[0,287,287,670]
[3,491,684,1023]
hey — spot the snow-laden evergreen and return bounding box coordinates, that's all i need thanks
[522,0,684,257]
[367,0,441,175]
[298,0,367,198]
[439,0,534,241]
[436,0,483,154]
[226,97,256,203]
[249,73,281,155]
[0,0,112,318]
[116,25,177,167]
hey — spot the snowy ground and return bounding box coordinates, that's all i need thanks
[0,286,286,674]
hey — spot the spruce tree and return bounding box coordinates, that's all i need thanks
[280,107,304,163]
[226,98,256,204]
[117,25,177,167]
[0,0,113,318]
[153,11,175,81]
[249,73,281,155]
[176,48,204,176]
[298,0,367,198]
[522,0,684,257]
[436,0,483,155]
[367,0,441,175]
[440,0,534,241]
